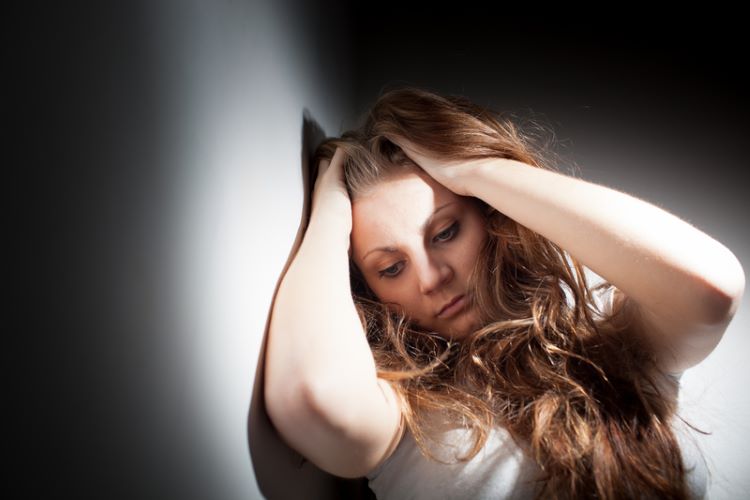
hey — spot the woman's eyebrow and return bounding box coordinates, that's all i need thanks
[362,201,458,261]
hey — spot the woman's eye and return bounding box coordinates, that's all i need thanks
[377,223,460,279]
[434,222,459,243]
[378,262,402,279]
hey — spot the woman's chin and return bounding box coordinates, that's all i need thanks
[451,311,483,340]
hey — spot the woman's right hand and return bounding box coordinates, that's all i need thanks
[311,146,352,232]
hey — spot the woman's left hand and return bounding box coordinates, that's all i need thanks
[391,137,485,196]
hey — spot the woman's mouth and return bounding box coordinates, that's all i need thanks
[437,294,467,319]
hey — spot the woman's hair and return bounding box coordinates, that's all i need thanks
[312,86,707,499]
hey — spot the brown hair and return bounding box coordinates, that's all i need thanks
[313,86,706,499]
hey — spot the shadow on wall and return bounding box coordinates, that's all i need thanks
[247,110,376,499]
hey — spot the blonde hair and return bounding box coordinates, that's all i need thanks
[313,86,706,499]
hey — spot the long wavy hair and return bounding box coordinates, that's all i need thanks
[313,86,706,499]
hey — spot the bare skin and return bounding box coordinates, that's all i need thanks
[350,165,488,341]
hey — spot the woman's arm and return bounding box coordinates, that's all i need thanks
[266,203,379,411]
[460,159,745,372]
[265,148,382,433]
[265,201,404,477]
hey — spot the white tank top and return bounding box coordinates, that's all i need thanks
[366,411,708,499]
[367,284,709,499]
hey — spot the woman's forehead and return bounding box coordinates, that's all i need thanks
[352,171,458,220]
[350,172,468,260]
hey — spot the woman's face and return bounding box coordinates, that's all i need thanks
[350,166,488,341]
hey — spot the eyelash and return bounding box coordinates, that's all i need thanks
[377,222,460,279]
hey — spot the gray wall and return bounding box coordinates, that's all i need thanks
[21,0,359,498]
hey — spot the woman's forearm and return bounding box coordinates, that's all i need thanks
[463,159,744,324]
[265,204,378,415]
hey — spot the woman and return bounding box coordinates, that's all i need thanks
[264,87,744,499]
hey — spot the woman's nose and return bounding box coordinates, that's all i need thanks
[417,256,452,295]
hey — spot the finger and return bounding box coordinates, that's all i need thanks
[316,159,330,181]
[318,147,344,174]
[392,139,429,165]
[392,137,418,155]
[329,147,346,170]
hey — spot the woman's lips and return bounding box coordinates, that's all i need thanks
[437,294,467,318]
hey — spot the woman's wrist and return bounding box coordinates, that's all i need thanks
[308,200,352,246]
[459,158,523,199]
